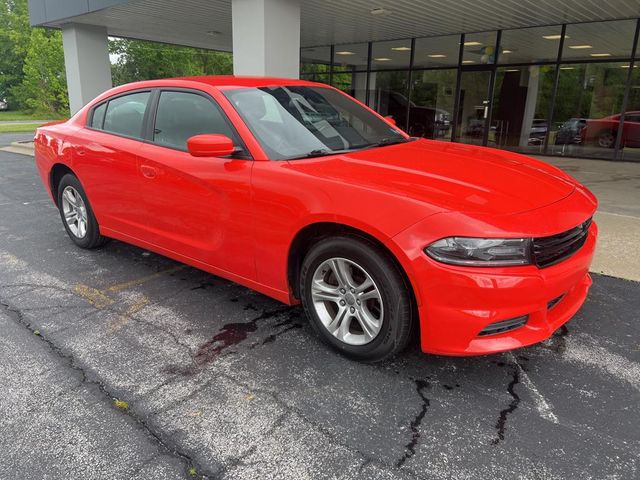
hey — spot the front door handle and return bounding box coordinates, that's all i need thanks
[140,164,158,179]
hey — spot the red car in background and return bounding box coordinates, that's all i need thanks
[34,77,597,361]
[581,111,640,148]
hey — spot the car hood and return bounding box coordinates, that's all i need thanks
[286,139,576,216]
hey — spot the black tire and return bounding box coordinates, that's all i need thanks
[597,130,616,149]
[300,235,414,362]
[57,173,107,249]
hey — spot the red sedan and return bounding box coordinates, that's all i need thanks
[34,77,597,361]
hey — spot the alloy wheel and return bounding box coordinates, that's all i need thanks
[310,257,384,345]
[61,186,88,239]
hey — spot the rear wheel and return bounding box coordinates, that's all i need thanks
[57,174,106,249]
[300,236,413,362]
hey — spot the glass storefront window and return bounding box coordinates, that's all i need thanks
[456,70,493,145]
[562,20,637,61]
[549,62,629,159]
[413,35,460,68]
[333,43,369,71]
[620,66,640,161]
[331,71,367,104]
[498,26,562,64]
[371,39,411,70]
[301,46,331,76]
[490,66,555,152]
[367,71,410,128]
[462,31,497,65]
[408,69,456,140]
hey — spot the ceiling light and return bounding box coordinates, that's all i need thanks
[373,57,392,61]
[462,60,475,64]
[391,46,411,51]
[560,67,575,70]
[590,53,611,57]
[370,7,390,16]
[505,69,520,72]
[542,34,565,40]
[335,51,355,55]
[464,41,482,46]
[568,45,592,49]
[621,65,638,68]
[502,49,513,54]
[428,54,447,58]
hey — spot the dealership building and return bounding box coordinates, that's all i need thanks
[28,0,640,161]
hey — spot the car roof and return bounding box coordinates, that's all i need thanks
[130,75,324,89]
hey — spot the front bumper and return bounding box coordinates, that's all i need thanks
[396,219,597,356]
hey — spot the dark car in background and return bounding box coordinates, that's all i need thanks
[0,98,8,111]
[528,119,548,145]
[556,118,587,145]
[373,90,450,139]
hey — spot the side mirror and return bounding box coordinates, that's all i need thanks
[385,115,396,125]
[187,134,235,157]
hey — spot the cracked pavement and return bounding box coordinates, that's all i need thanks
[1,150,639,479]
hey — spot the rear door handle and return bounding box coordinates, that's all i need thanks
[140,164,158,179]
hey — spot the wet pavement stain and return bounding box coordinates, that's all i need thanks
[194,306,293,366]
[396,379,430,467]
[545,325,569,354]
[491,366,521,445]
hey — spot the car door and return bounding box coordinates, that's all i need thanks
[72,90,151,239]
[137,89,255,279]
[622,114,640,147]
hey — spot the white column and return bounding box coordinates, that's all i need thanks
[61,24,112,114]
[519,66,540,148]
[232,0,300,78]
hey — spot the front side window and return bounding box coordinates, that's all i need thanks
[224,86,407,160]
[153,91,239,150]
[103,91,150,139]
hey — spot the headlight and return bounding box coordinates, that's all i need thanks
[425,237,532,267]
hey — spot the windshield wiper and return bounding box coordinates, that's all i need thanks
[287,148,357,160]
[371,137,416,147]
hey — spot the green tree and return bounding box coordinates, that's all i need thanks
[0,0,31,105]
[110,38,233,85]
[12,28,68,115]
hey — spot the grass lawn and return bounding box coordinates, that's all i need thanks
[0,111,62,121]
[0,123,42,133]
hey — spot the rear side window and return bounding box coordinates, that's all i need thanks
[103,91,150,139]
[153,91,238,150]
[90,102,106,129]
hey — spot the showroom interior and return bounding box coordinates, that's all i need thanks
[28,0,640,161]
[302,19,640,162]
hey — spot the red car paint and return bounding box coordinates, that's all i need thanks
[34,76,598,356]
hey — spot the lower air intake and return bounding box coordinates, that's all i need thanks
[478,315,528,336]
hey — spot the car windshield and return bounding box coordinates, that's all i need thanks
[223,86,409,160]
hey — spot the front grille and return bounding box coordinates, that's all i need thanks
[532,218,592,268]
[478,315,528,336]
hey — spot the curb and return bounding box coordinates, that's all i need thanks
[0,141,35,157]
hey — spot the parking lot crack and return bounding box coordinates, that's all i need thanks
[0,296,219,480]
[396,379,430,468]
[491,365,521,445]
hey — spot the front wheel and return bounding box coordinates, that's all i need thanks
[597,130,616,149]
[300,236,414,362]
[57,173,107,249]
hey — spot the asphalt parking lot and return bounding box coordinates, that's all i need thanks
[1,150,639,479]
